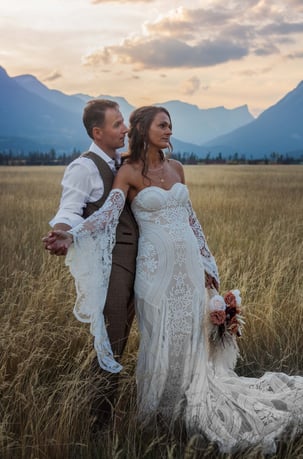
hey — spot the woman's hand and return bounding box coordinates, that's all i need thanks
[42,230,73,256]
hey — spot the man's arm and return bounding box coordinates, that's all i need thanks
[45,159,100,255]
[49,161,94,228]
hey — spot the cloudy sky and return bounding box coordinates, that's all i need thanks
[1,0,303,116]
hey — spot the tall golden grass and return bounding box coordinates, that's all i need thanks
[1,165,302,459]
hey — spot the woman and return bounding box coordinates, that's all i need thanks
[43,106,303,453]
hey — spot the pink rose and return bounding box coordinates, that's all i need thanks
[224,291,237,308]
[210,310,226,325]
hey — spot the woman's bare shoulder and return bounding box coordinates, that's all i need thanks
[119,160,142,174]
[167,158,185,182]
[118,160,143,188]
[167,157,182,167]
[167,158,184,172]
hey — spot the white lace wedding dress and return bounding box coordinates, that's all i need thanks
[66,183,303,454]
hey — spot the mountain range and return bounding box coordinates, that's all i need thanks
[204,81,303,157]
[0,65,302,158]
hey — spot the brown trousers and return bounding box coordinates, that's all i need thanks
[104,260,136,358]
[90,245,137,428]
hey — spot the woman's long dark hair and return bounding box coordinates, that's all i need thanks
[127,106,173,178]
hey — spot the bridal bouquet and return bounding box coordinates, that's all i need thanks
[209,289,245,345]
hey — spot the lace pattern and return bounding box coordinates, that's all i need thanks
[186,199,219,284]
[65,189,125,373]
[132,185,206,420]
[186,370,303,454]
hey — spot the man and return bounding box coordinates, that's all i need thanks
[44,99,138,426]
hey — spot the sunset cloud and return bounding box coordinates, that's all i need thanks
[287,0,303,11]
[240,66,273,76]
[254,43,279,56]
[287,50,303,59]
[84,37,248,69]
[84,3,303,71]
[260,21,303,36]
[180,76,201,96]
[43,71,62,82]
[143,7,230,39]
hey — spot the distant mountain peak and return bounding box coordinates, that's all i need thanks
[204,80,303,157]
[16,74,38,81]
[0,66,9,79]
[14,74,48,90]
[160,99,200,109]
[98,94,130,104]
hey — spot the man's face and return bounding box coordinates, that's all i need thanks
[95,108,128,154]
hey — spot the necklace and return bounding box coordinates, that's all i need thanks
[148,163,165,183]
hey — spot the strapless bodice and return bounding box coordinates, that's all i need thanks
[131,182,189,213]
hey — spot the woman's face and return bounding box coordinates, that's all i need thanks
[148,111,172,150]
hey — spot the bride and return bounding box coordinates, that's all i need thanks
[43,105,303,453]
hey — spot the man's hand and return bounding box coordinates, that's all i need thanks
[42,230,73,256]
[205,272,219,291]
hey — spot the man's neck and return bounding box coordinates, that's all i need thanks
[102,148,116,159]
[92,142,116,159]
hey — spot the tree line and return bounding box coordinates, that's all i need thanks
[0,149,302,166]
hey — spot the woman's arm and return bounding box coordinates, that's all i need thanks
[186,199,220,290]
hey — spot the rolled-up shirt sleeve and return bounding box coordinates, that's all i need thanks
[49,159,104,228]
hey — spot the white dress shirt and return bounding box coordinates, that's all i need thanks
[50,142,120,228]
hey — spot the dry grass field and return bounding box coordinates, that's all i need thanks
[0,165,303,459]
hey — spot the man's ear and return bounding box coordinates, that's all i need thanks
[92,126,103,141]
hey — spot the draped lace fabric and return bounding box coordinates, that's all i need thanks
[186,369,303,453]
[65,189,125,373]
[65,182,303,453]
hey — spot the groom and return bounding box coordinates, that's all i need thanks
[44,99,138,427]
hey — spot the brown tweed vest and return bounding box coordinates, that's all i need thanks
[81,151,138,273]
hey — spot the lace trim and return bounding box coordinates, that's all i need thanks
[65,189,125,373]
